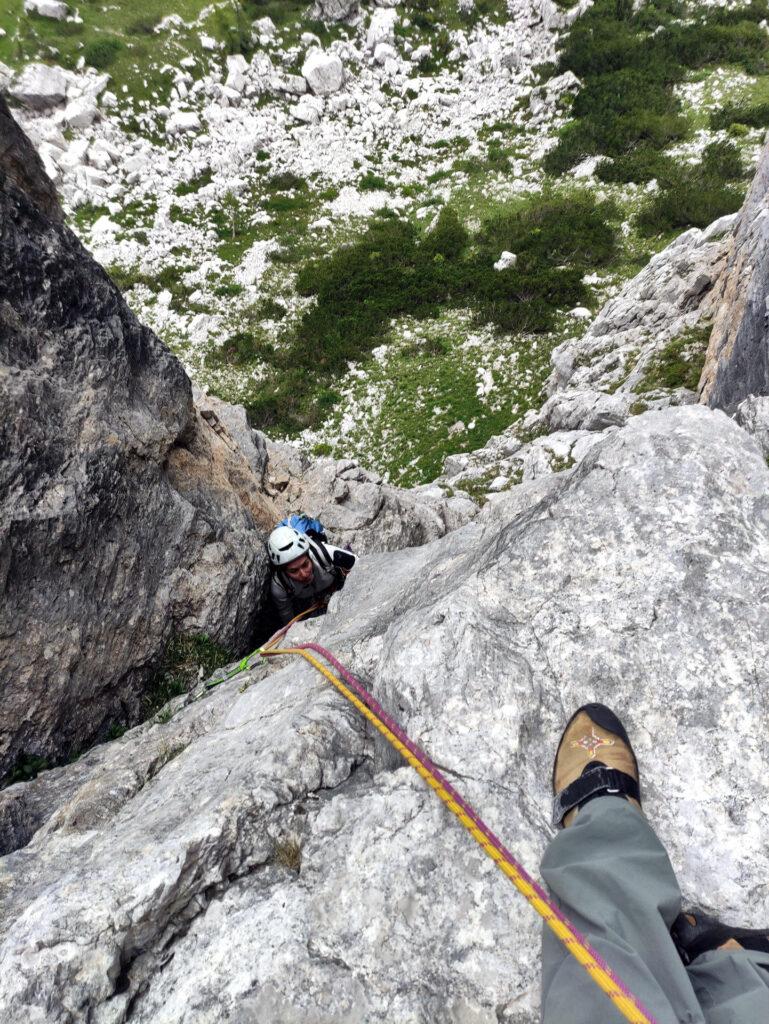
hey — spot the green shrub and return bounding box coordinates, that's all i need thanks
[1,751,49,788]
[175,169,213,196]
[213,281,245,297]
[475,190,618,271]
[127,17,157,35]
[359,172,389,192]
[638,142,746,234]
[544,0,769,182]
[268,171,306,191]
[597,148,676,185]
[83,38,123,70]
[257,297,288,320]
[711,101,769,131]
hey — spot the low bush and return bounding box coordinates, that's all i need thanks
[637,142,746,234]
[359,171,389,192]
[544,0,769,183]
[83,37,122,70]
[174,169,213,196]
[711,100,769,131]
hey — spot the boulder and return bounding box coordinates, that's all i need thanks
[313,0,359,21]
[166,111,201,134]
[23,0,68,19]
[1,408,767,1023]
[493,250,517,270]
[269,73,307,96]
[252,15,276,37]
[373,41,397,65]
[225,53,248,94]
[366,6,397,49]
[292,97,323,124]
[301,51,344,96]
[62,96,98,129]
[9,63,68,110]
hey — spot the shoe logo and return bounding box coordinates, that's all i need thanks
[572,728,615,760]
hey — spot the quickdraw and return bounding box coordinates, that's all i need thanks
[217,611,659,1024]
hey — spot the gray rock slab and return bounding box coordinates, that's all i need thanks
[2,406,768,1023]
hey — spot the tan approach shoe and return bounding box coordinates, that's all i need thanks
[552,704,642,828]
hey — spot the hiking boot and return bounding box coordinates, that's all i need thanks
[552,703,642,828]
[671,909,769,965]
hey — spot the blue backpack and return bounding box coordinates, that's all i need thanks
[278,513,328,544]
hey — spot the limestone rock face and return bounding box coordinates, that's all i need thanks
[699,139,769,411]
[1,407,768,1023]
[548,225,730,398]
[735,394,769,458]
[0,116,274,779]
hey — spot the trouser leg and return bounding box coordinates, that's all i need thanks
[686,947,769,1024]
[540,796,705,1024]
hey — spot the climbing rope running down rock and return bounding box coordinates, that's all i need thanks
[250,612,659,1024]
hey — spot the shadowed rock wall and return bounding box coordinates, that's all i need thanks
[0,103,272,778]
[699,136,769,411]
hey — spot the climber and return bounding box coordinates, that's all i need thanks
[267,524,356,626]
[542,703,769,1023]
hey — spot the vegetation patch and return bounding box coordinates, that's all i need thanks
[143,634,231,719]
[543,0,769,194]
[273,835,303,873]
[175,169,214,197]
[1,751,49,789]
[637,141,747,233]
[635,322,712,393]
[243,191,618,435]
[711,100,769,131]
[108,262,197,312]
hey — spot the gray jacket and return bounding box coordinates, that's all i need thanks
[269,540,356,626]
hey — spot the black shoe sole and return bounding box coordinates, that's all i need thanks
[672,909,769,963]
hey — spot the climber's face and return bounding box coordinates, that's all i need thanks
[285,553,314,584]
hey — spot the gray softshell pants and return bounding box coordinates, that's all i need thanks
[540,797,769,1024]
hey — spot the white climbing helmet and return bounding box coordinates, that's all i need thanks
[267,525,310,567]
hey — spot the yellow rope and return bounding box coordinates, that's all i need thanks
[266,645,655,1024]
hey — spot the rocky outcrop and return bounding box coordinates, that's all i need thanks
[1,406,767,1023]
[548,220,731,399]
[263,436,477,553]
[699,138,769,412]
[0,116,274,779]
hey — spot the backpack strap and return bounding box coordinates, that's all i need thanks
[309,537,333,571]
[309,538,345,584]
